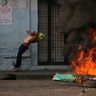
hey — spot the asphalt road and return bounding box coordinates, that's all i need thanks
[0,80,96,96]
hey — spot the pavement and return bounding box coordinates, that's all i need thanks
[0,80,96,96]
[0,70,96,96]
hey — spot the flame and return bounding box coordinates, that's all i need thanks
[71,27,96,75]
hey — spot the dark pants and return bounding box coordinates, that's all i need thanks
[15,44,29,67]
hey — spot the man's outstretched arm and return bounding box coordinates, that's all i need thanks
[26,30,38,36]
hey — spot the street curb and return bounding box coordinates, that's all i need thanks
[0,74,16,80]
[17,74,53,80]
[0,73,54,80]
[0,70,73,80]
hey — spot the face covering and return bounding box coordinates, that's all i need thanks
[38,32,45,40]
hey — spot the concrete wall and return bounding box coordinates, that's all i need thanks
[0,0,38,70]
[0,0,71,71]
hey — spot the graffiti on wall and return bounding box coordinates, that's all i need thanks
[0,5,12,25]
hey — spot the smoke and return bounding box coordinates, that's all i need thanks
[57,0,96,63]
[58,0,96,32]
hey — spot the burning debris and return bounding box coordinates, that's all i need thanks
[57,0,96,75]
[55,0,96,88]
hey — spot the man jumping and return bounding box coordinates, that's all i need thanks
[11,30,45,71]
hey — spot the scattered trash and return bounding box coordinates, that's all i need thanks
[52,73,76,82]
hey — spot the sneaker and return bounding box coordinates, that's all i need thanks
[11,67,21,72]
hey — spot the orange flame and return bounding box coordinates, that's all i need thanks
[71,27,96,75]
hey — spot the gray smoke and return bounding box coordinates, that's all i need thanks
[57,0,96,63]
[58,0,96,32]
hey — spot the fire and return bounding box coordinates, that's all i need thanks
[71,27,96,75]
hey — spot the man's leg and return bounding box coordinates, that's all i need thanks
[15,44,29,67]
[11,44,29,71]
